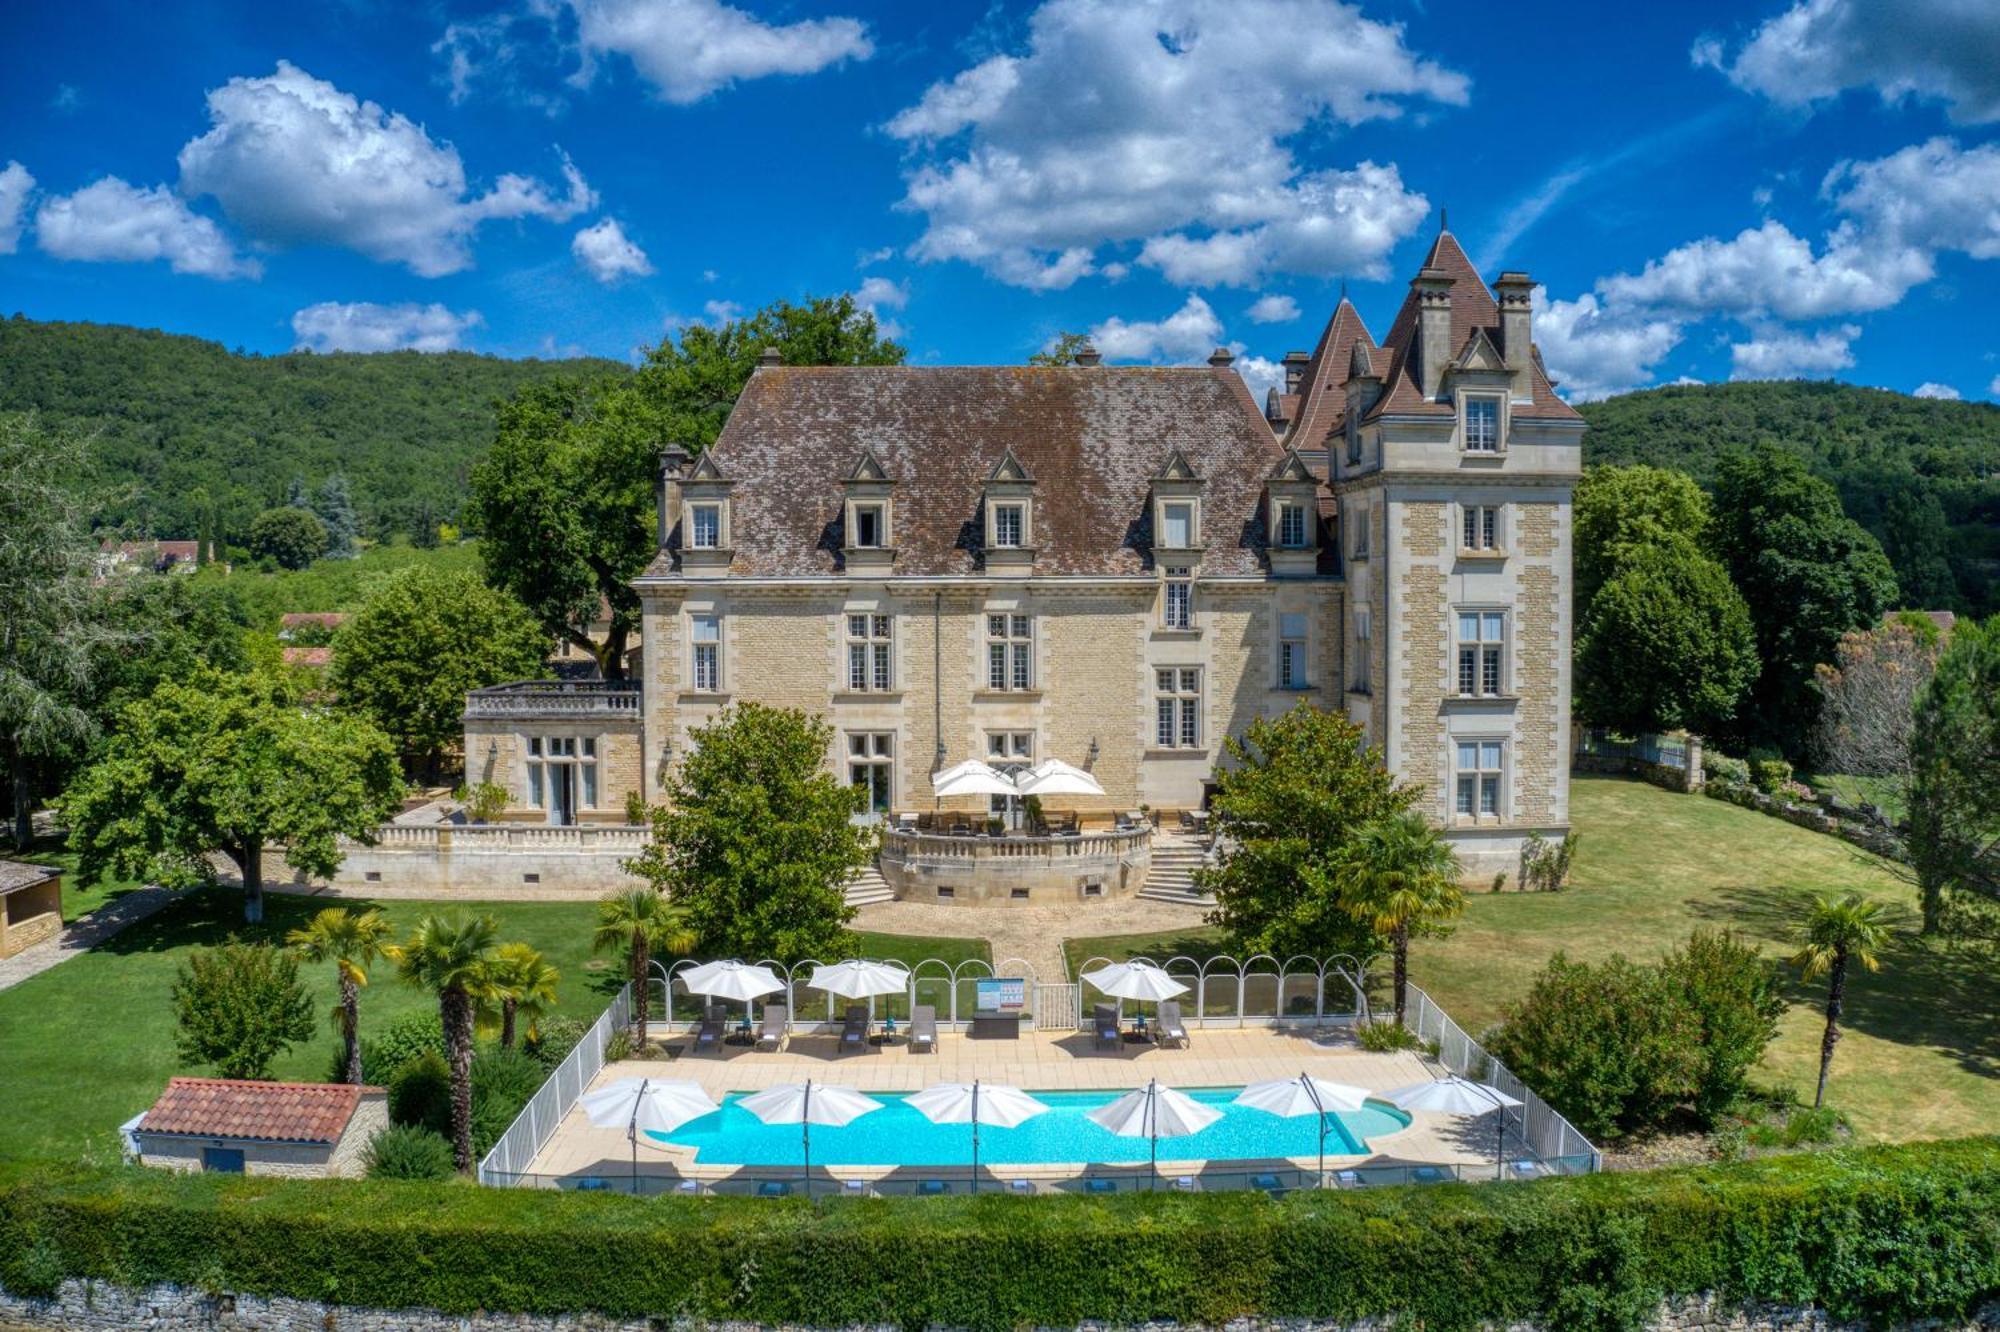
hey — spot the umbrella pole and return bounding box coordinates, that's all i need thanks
[1148,1080,1158,1192]
[802,1080,812,1199]
[630,1077,647,1194]
[1302,1073,1326,1189]
[971,1082,980,1196]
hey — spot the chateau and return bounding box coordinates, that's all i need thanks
[463,228,1581,887]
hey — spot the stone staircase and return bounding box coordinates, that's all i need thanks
[843,860,896,907]
[1138,832,1215,905]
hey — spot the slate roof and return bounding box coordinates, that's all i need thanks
[1282,297,1377,458]
[0,860,58,895]
[648,365,1313,579]
[140,1078,379,1144]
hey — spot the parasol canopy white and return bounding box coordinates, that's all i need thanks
[1080,959,1189,1002]
[906,1081,1051,1193]
[1382,1075,1522,1116]
[1086,1079,1222,1187]
[578,1077,720,1184]
[1233,1073,1372,1184]
[678,959,786,1003]
[930,759,1020,798]
[804,959,912,1001]
[1013,758,1104,797]
[738,1080,884,1196]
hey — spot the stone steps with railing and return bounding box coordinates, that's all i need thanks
[844,861,896,906]
[1138,832,1215,905]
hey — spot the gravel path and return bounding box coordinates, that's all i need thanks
[0,885,178,993]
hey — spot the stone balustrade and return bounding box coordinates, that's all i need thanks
[877,824,1151,904]
[462,681,642,720]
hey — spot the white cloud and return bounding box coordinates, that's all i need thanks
[1246,294,1299,324]
[701,299,741,324]
[1596,219,1928,322]
[569,0,872,104]
[852,275,909,338]
[1729,323,1859,380]
[1233,353,1285,405]
[886,0,1465,290]
[1089,294,1225,363]
[1532,290,1684,402]
[1989,374,2000,398]
[35,177,259,279]
[1912,381,1960,400]
[1696,0,2000,124]
[0,161,33,254]
[571,217,653,282]
[177,61,595,277]
[291,301,483,352]
[1823,138,2000,260]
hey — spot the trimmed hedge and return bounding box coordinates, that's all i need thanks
[2,1140,1997,1331]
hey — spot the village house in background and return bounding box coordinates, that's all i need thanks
[456,229,1580,891]
[130,1077,388,1178]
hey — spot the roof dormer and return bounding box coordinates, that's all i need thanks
[841,449,896,573]
[1265,449,1320,576]
[677,451,733,573]
[981,449,1036,576]
[1150,448,1206,560]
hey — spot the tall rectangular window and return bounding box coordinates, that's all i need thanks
[1346,420,1361,465]
[1462,505,1500,551]
[1163,567,1192,630]
[1277,502,1308,548]
[1455,740,1505,817]
[1279,612,1308,688]
[691,614,721,692]
[1464,398,1500,452]
[1353,608,1372,692]
[992,503,1024,548]
[689,503,720,549]
[1456,611,1507,697]
[847,733,893,815]
[1155,668,1202,748]
[852,505,884,548]
[986,614,1033,690]
[846,614,893,691]
[1160,501,1194,549]
[1350,504,1369,558]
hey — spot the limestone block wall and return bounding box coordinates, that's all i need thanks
[0,877,62,958]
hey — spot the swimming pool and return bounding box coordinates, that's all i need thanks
[647,1087,1411,1166]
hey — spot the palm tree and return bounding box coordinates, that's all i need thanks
[593,886,696,1040]
[389,913,499,1173]
[1791,892,1889,1109]
[286,907,393,1084]
[478,942,562,1049]
[1332,810,1465,1026]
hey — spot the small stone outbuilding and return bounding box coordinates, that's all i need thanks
[134,1077,388,1178]
[0,860,63,959]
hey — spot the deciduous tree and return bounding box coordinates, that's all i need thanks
[1576,541,1758,736]
[246,506,328,571]
[171,941,317,1080]
[1573,464,1714,620]
[1907,616,2000,933]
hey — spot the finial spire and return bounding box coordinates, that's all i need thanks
[1338,280,1348,303]
[1439,207,1449,233]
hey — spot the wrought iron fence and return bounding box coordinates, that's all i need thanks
[476,982,631,1185]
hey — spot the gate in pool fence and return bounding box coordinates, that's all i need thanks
[477,982,630,1186]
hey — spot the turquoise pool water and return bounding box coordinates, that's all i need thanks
[647,1087,1411,1166]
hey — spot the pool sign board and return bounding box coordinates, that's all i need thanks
[977,978,1027,1011]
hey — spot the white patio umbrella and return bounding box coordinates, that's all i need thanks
[1014,758,1104,798]
[578,1077,720,1187]
[1383,1075,1524,1172]
[737,1080,883,1196]
[906,1081,1050,1194]
[1233,1073,1372,1185]
[804,959,912,1001]
[1081,958,1188,1030]
[930,759,1020,799]
[1085,1079,1222,1189]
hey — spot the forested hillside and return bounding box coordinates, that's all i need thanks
[0,316,626,545]
[1579,381,2000,615]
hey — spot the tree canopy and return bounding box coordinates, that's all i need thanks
[247,507,328,570]
[1576,539,1759,737]
[1573,464,1714,621]
[1907,615,2000,933]
[171,941,317,1081]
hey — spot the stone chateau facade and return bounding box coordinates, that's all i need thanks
[464,230,1581,879]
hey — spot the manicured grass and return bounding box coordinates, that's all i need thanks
[1065,776,1998,1143]
[0,889,985,1164]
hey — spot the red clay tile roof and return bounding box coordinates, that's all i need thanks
[647,365,1301,579]
[281,646,334,667]
[1282,298,1377,458]
[278,612,349,629]
[140,1078,379,1144]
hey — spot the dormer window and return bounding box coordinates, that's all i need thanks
[992,503,1025,548]
[675,452,733,570]
[852,503,885,549]
[1275,501,1309,549]
[841,450,896,572]
[1464,397,1501,452]
[980,451,1036,573]
[1161,501,1196,549]
[690,503,721,550]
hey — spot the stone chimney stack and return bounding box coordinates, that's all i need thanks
[1282,350,1310,394]
[758,345,782,369]
[1412,268,1455,400]
[657,444,692,549]
[1494,271,1534,399]
[1207,346,1235,368]
[1073,342,1102,367]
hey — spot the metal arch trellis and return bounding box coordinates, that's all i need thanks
[1072,951,1375,1027]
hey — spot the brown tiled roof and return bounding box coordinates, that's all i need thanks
[282,646,334,668]
[140,1078,379,1144]
[278,612,348,629]
[1282,298,1377,457]
[0,860,59,895]
[1364,231,1581,423]
[648,365,1301,579]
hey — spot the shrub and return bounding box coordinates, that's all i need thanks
[1702,750,1751,787]
[469,1047,546,1156]
[603,1026,632,1062]
[170,942,317,1080]
[357,1011,443,1084]
[1657,931,1784,1124]
[623,789,648,826]
[1518,832,1580,891]
[454,782,509,824]
[1748,750,1793,794]
[525,1016,590,1073]
[363,1124,455,1180]
[387,1052,453,1137]
[1355,1020,1424,1053]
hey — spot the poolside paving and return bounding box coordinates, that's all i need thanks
[523,1025,1503,1192]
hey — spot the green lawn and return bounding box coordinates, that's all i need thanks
[8,839,151,922]
[1066,775,1997,1144]
[1802,772,1907,822]
[0,888,984,1164]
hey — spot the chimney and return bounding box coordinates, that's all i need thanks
[1207,346,1235,368]
[1412,268,1455,400]
[758,345,782,369]
[1282,350,1310,395]
[657,445,691,549]
[1494,271,1534,399]
[1074,342,1102,367]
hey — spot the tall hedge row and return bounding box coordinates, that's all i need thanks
[2,1140,1997,1331]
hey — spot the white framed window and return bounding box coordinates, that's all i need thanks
[847,732,894,815]
[846,614,893,691]
[1276,501,1309,549]
[985,614,1034,691]
[526,737,544,808]
[1160,501,1195,549]
[1454,740,1505,818]
[1353,608,1372,692]
[524,736,597,815]
[1457,610,1507,697]
[1279,612,1308,688]
[851,504,885,549]
[1163,566,1192,630]
[690,614,721,692]
[1462,504,1501,551]
[689,503,721,549]
[986,732,1034,763]
[991,503,1025,548]
[580,737,598,809]
[1464,397,1501,452]
[1154,668,1202,749]
[1349,504,1370,559]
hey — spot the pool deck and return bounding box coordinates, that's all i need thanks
[522,1025,1507,1192]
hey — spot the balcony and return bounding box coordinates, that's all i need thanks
[463,680,643,721]
[876,823,1153,905]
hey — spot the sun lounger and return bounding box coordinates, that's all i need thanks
[842,1179,868,1196]
[575,1176,609,1191]
[909,1004,937,1053]
[1511,1159,1542,1178]
[840,1004,870,1053]
[693,1005,726,1053]
[757,1180,791,1197]
[756,1003,789,1052]
[918,1179,950,1195]
[676,1179,701,1195]
[1249,1172,1285,1195]
[1008,1179,1034,1195]
[1335,1169,1362,1187]
[1085,1178,1117,1194]
[1093,1003,1121,1051]
[1154,1000,1190,1049]
[1171,1176,1198,1192]
[1412,1166,1447,1184]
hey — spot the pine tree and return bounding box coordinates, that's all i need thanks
[286,475,311,510]
[316,473,360,560]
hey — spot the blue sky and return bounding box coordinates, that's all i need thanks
[3,0,1997,404]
